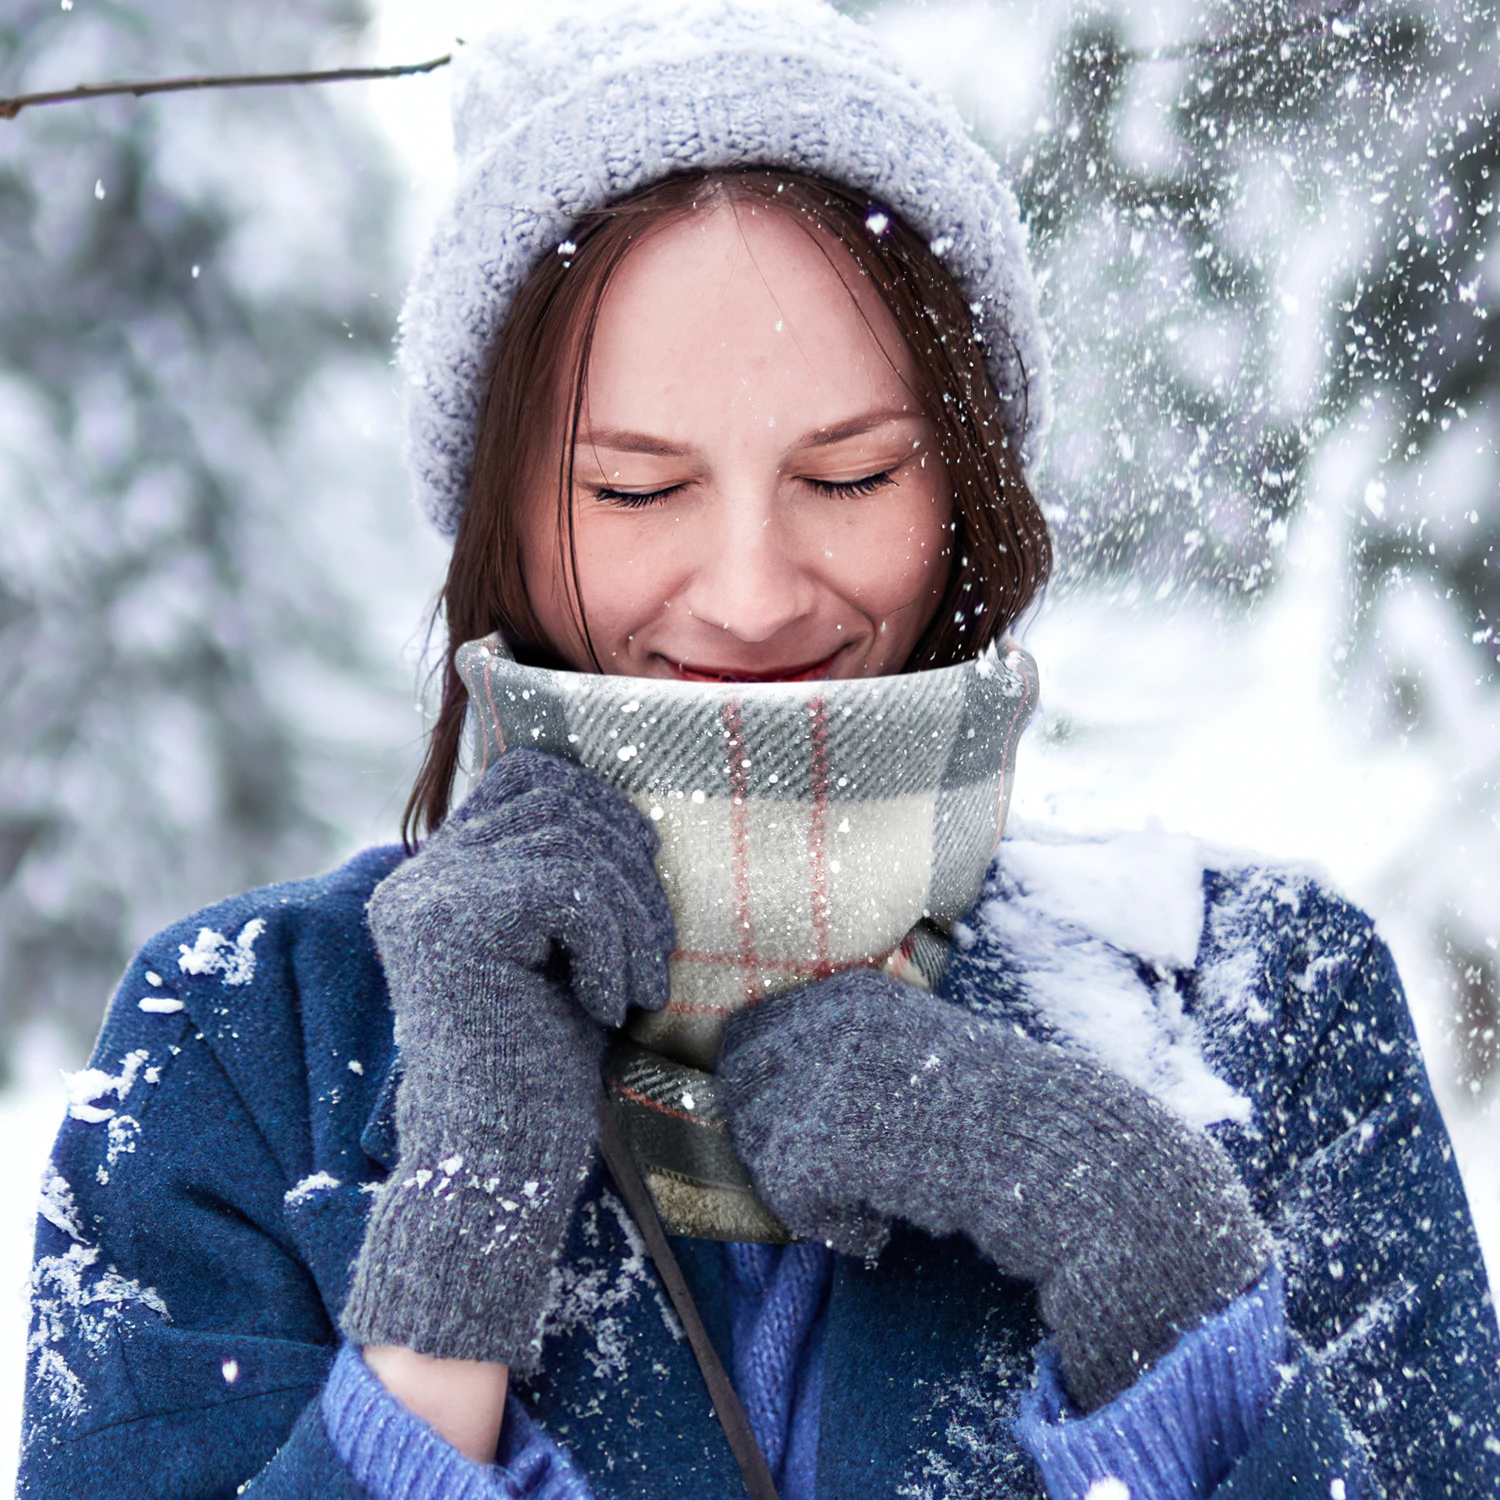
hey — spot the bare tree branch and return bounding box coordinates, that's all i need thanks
[0,54,452,121]
[0,0,1374,123]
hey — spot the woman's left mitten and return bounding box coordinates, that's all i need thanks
[340,750,675,1370]
[718,969,1272,1413]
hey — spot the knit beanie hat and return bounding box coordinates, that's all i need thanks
[400,0,1052,539]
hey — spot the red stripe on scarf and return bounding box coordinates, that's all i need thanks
[610,1081,729,1131]
[660,949,894,1014]
[722,700,759,1001]
[479,654,508,772]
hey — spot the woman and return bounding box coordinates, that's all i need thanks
[20,4,1500,1498]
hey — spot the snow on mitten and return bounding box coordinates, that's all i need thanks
[716,968,1273,1412]
[342,749,674,1369]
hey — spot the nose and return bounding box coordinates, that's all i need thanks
[678,496,816,644]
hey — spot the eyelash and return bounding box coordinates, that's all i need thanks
[807,470,897,499]
[592,470,898,509]
[594,485,685,509]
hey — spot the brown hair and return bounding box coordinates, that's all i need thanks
[404,169,1051,844]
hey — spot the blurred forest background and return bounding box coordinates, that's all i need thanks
[0,0,1496,1467]
[0,0,443,1055]
[865,0,1500,1276]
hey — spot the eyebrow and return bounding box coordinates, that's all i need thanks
[578,408,921,458]
[801,408,921,448]
[578,428,693,457]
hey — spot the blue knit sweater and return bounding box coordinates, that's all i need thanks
[321,1251,1290,1499]
[19,846,1500,1497]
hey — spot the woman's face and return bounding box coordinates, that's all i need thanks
[518,203,953,680]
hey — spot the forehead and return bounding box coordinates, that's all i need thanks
[582,202,918,422]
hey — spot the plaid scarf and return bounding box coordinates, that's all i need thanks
[457,634,1038,1240]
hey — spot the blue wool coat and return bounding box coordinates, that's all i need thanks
[18,844,1500,1498]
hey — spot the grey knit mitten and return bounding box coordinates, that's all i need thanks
[716,970,1273,1412]
[341,749,674,1369]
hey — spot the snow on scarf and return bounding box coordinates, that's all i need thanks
[456,633,1038,1240]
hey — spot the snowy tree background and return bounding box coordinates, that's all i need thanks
[1,0,1497,1479]
[0,0,446,1476]
[856,0,1500,1267]
[0,0,446,1059]
[871,0,1500,1257]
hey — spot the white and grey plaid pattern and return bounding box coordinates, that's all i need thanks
[456,636,1037,1239]
[457,634,1038,1068]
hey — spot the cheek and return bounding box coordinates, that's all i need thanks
[516,510,573,640]
[566,508,684,629]
[824,477,952,610]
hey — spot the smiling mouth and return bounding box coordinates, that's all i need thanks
[667,650,844,684]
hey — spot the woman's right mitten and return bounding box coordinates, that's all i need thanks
[341,749,675,1370]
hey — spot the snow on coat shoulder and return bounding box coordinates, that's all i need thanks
[952,823,1260,1130]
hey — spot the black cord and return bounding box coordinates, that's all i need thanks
[595,1097,782,1500]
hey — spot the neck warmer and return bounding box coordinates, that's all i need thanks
[457,634,1038,1239]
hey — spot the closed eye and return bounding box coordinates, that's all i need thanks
[593,483,687,509]
[805,470,898,499]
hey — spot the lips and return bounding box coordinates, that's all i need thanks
[666,649,844,683]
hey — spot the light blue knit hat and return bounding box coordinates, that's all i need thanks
[401,0,1051,539]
